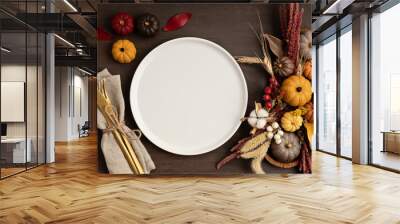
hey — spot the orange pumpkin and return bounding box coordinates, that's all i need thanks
[112,39,136,64]
[303,60,312,80]
[281,109,303,132]
[280,75,312,107]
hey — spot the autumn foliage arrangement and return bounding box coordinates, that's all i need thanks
[218,3,313,174]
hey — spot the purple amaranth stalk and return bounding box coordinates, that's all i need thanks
[286,4,303,66]
[279,7,288,41]
[292,9,303,65]
[286,4,295,42]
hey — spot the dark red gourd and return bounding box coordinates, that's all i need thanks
[136,13,160,37]
[111,12,134,35]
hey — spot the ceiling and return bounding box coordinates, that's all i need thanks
[0,0,392,70]
[1,32,45,65]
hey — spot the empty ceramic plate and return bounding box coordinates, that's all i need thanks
[130,37,248,155]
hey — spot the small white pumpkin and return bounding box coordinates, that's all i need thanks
[267,132,274,139]
[247,108,269,129]
[272,122,280,129]
[300,29,312,60]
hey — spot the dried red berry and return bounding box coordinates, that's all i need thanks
[264,87,272,94]
[265,102,273,109]
[263,94,271,101]
[270,78,279,87]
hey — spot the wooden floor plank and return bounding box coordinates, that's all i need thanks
[0,135,400,223]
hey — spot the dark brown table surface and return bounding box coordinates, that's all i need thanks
[97,3,311,175]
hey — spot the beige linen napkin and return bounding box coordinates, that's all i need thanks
[97,68,155,174]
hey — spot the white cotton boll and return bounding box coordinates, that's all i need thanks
[277,130,284,136]
[274,134,281,140]
[267,132,274,139]
[275,139,282,144]
[248,109,270,129]
[247,110,258,128]
[249,110,257,118]
[272,122,279,129]
[248,117,258,128]
[256,118,267,129]
[256,109,269,118]
[266,126,273,132]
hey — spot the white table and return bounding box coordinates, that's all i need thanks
[1,138,32,163]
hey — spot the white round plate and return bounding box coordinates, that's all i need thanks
[130,37,248,155]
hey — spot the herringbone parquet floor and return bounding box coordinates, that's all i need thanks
[1,135,400,224]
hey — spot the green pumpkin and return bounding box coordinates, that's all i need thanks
[269,132,301,163]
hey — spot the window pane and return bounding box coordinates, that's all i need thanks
[312,45,317,149]
[38,33,45,165]
[318,37,337,154]
[371,4,400,171]
[27,31,38,169]
[340,28,352,158]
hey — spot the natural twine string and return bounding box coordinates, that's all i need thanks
[102,105,142,140]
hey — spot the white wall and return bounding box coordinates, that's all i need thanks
[1,65,39,138]
[1,65,26,139]
[55,66,69,141]
[54,67,89,141]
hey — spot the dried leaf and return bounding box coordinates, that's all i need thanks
[251,154,267,174]
[264,34,284,58]
[163,12,192,32]
[235,56,262,64]
[304,122,314,144]
[263,55,274,75]
[96,27,112,41]
[296,63,303,76]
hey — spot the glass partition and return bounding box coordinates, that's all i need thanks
[27,31,38,169]
[0,1,46,179]
[1,31,28,177]
[38,32,46,165]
